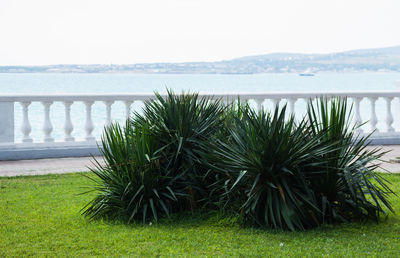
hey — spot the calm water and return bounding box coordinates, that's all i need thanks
[0,73,399,141]
[1,73,399,94]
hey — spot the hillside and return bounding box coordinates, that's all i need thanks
[1,46,400,73]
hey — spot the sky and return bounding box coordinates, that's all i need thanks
[0,0,399,65]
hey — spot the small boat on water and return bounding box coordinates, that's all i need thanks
[299,69,315,76]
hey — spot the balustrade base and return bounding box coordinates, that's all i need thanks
[0,141,101,161]
[0,133,400,161]
[367,133,400,145]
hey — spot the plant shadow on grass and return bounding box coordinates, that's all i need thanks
[85,209,237,228]
[79,170,399,235]
[85,206,398,238]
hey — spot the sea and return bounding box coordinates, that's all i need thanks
[1,72,399,142]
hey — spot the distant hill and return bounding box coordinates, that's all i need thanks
[1,46,400,74]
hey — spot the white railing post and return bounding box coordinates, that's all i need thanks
[288,98,296,114]
[353,97,363,133]
[20,101,33,143]
[305,97,314,108]
[255,99,263,111]
[104,100,114,126]
[84,101,95,141]
[223,96,229,106]
[42,101,54,142]
[272,98,280,108]
[369,97,378,133]
[385,97,394,132]
[63,101,75,141]
[227,95,234,106]
[0,102,14,143]
[124,100,133,120]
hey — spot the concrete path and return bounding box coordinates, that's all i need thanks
[0,157,105,177]
[368,145,400,173]
[1,145,400,177]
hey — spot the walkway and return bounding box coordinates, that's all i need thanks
[0,157,105,177]
[1,145,400,177]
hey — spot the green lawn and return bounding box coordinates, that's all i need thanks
[1,173,399,257]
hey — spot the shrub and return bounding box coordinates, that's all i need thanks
[82,120,185,223]
[306,98,394,223]
[83,90,226,223]
[207,105,331,231]
[205,99,252,209]
[82,91,394,230]
[132,90,225,210]
[209,98,394,231]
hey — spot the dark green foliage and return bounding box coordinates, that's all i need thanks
[204,100,252,209]
[132,90,225,210]
[207,105,331,231]
[83,90,226,222]
[209,98,394,231]
[82,121,185,223]
[82,91,394,230]
[306,98,394,223]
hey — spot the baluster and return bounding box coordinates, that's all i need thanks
[223,97,228,107]
[227,96,234,106]
[288,98,296,114]
[369,97,379,133]
[303,97,313,126]
[84,101,95,141]
[306,97,315,108]
[104,101,114,126]
[124,101,133,120]
[20,101,33,143]
[353,97,363,133]
[272,98,280,107]
[63,101,74,141]
[255,99,263,111]
[41,101,54,142]
[0,102,14,143]
[385,97,394,132]
[229,99,235,109]
[326,95,332,102]
[272,98,281,109]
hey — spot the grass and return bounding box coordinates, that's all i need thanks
[0,172,399,257]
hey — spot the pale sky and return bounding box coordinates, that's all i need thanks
[0,0,399,65]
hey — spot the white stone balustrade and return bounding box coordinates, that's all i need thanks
[124,101,133,119]
[20,101,32,143]
[0,91,400,160]
[353,97,362,133]
[369,97,378,133]
[42,101,54,142]
[104,100,114,127]
[63,101,74,142]
[84,101,95,141]
[385,97,394,132]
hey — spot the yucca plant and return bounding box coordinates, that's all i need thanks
[306,97,394,223]
[132,90,225,210]
[82,91,394,229]
[204,99,252,209]
[208,105,332,231]
[82,120,185,223]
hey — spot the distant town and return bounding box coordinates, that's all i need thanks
[1,46,400,74]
